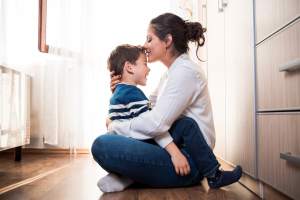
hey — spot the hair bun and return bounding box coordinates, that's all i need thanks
[185,22,206,46]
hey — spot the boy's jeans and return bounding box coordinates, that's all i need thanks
[91,116,219,187]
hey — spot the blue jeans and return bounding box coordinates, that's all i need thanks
[91,117,219,187]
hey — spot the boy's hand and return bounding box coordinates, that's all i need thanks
[106,118,112,130]
[110,71,121,92]
[165,142,191,176]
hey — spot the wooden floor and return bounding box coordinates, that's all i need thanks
[0,152,260,200]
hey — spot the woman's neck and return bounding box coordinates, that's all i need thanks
[161,51,181,68]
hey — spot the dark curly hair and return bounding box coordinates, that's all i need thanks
[150,13,206,61]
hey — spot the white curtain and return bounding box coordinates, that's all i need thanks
[38,0,174,149]
[1,0,199,149]
[0,69,20,132]
[0,0,37,148]
[0,66,30,149]
[1,0,174,149]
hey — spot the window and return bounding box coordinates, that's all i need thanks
[38,0,48,53]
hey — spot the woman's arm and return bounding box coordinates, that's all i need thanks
[148,72,168,108]
[109,66,200,146]
[165,142,191,176]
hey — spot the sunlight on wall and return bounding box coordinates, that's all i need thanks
[0,0,39,74]
[90,1,172,145]
[45,0,173,147]
[88,0,172,95]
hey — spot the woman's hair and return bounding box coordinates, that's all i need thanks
[107,44,144,76]
[150,13,206,61]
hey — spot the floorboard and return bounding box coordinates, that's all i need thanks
[0,152,260,200]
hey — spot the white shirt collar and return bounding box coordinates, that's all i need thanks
[168,53,189,73]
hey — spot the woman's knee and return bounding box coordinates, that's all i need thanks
[175,116,200,132]
[179,116,198,126]
[91,134,111,159]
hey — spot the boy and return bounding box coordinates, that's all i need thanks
[98,44,190,192]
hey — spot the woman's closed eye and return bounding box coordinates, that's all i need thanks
[146,36,152,43]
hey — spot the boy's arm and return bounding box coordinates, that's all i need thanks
[106,118,112,130]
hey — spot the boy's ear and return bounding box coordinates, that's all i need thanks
[124,61,134,74]
[165,34,173,49]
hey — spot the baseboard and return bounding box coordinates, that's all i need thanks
[0,147,90,154]
[217,157,292,200]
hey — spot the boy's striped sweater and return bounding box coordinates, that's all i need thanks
[109,83,150,121]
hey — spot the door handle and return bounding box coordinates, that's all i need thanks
[218,0,228,12]
[280,152,300,166]
[222,0,228,7]
[279,58,300,72]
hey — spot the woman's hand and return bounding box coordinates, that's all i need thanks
[171,151,191,176]
[165,142,191,176]
[110,71,121,92]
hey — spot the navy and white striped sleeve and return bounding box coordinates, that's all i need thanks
[109,86,149,121]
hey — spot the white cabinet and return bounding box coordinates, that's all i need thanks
[204,0,300,198]
[206,0,256,177]
[206,0,226,160]
[223,0,256,176]
[0,65,30,152]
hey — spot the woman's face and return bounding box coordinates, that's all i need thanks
[144,25,167,63]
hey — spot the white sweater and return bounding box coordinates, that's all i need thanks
[109,54,216,149]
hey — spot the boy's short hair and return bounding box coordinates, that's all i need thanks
[107,44,145,76]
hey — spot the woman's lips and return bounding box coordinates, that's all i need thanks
[145,49,151,56]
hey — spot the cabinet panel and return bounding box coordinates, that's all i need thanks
[206,0,256,176]
[225,0,256,177]
[258,113,300,199]
[206,0,226,159]
[255,0,300,43]
[256,20,300,111]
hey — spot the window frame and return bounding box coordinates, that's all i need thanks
[38,0,49,53]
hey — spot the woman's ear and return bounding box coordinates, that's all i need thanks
[165,34,173,49]
[124,61,134,74]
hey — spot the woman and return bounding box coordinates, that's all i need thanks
[92,13,242,192]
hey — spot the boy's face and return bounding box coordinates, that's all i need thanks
[132,53,150,86]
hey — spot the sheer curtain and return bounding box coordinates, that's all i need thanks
[36,0,174,149]
[0,68,21,148]
[1,0,195,149]
[0,0,37,148]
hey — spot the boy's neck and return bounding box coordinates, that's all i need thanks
[120,77,137,86]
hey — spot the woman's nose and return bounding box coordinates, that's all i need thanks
[143,42,149,49]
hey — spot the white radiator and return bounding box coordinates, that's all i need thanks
[0,65,30,151]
